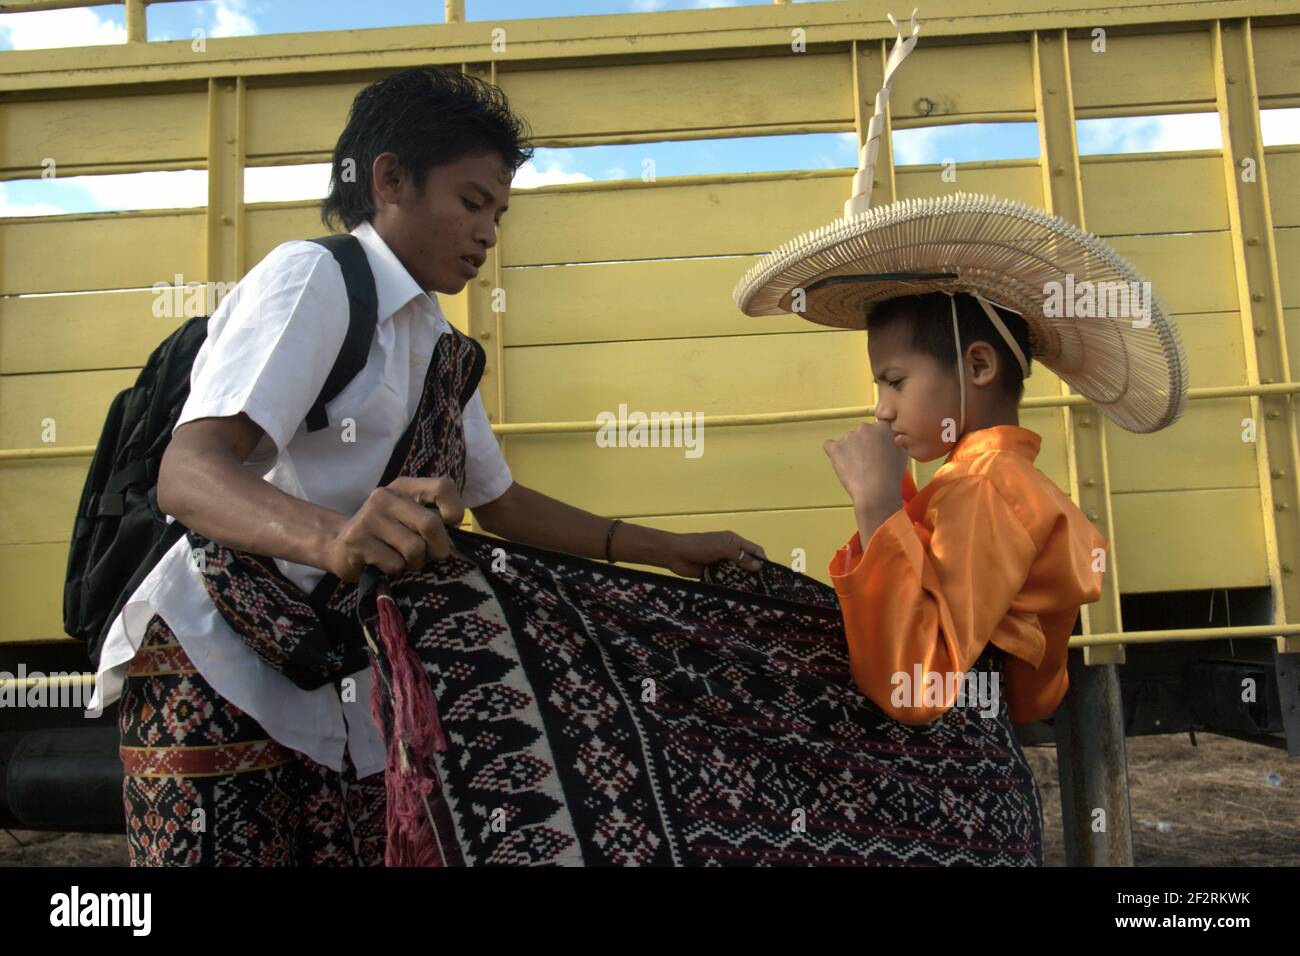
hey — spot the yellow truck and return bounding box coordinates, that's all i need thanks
[0,0,1297,865]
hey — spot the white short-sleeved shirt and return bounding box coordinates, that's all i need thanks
[86,220,514,778]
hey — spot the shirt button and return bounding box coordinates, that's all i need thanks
[410,354,424,366]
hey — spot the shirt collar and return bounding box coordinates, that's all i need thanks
[349,220,442,325]
[946,424,1042,465]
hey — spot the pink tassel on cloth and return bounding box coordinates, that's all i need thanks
[365,582,448,867]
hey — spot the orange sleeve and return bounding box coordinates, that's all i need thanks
[827,475,1041,725]
[1002,610,1074,725]
[1000,514,1108,724]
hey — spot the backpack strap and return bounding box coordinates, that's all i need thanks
[85,459,157,519]
[305,233,379,433]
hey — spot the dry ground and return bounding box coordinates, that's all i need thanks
[2,732,1295,866]
[1028,731,1299,866]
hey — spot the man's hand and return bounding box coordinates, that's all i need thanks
[823,422,908,511]
[322,477,465,583]
[660,530,767,580]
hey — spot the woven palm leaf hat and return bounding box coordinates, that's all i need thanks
[733,9,1188,435]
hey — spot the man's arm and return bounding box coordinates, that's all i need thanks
[157,413,342,569]
[158,413,462,582]
[472,482,667,564]
[472,481,765,579]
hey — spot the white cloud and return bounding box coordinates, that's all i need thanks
[0,171,208,218]
[513,158,593,190]
[3,165,333,218]
[6,155,596,218]
[75,169,208,211]
[247,158,594,199]
[891,125,947,165]
[629,0,669,11]
[99,169,206,208]
[245,163,331,202]
[1262,107,1300,147]
[0,7,125,50]
[209,0,257,38]
[1078,113,1221,155]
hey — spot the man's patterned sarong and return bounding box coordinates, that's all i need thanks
[118,613,386,867]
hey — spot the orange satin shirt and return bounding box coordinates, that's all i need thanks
[827,424,1108,726]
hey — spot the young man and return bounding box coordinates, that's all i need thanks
[90,66,765,866]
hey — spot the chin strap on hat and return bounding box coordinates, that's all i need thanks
[943,291,1032,440]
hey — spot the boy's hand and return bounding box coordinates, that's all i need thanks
[824,422,908,510]
[323,477,465,582]
[661,531,766,579]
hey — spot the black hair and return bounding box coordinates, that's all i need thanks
[865,291,1033,400]
[321,66,534,232]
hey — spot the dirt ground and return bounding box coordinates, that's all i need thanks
[1028,731,1299,866]
[2,732,1295,866]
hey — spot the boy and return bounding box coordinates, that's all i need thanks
[733,12,1185,735]
[91,66,765,866]
[822,291,1109,725]
[731,9,1186,862]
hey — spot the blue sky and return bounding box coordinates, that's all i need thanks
[0,1,1295,217]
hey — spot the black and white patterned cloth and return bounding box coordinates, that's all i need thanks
[361,529,1045,866]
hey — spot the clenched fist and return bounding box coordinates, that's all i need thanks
[823,421,908,510]
[322,476,465,583]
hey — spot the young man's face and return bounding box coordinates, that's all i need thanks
[867,319,963,463]
[370,150,513,295]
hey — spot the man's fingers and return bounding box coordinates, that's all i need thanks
[351,532,410,578]
[370,513,435,570]
[730,533,766,570]
[388,495,453,562]
[432,494,465,529]
[382,479,461,552]
[396,477,466,526]
[347,481,458,579]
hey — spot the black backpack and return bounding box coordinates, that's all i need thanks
[64,233,380,671]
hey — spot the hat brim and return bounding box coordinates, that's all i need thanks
[733,192,1189,434]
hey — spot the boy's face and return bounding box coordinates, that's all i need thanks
[867,319,962,463]
[370,149,513,296]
